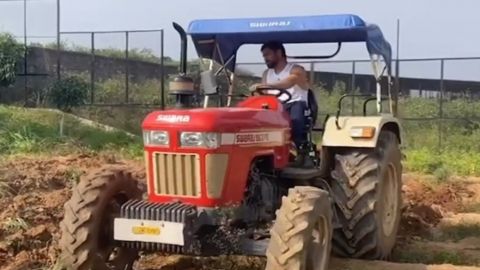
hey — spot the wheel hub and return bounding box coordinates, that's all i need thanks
[307,216,330,270]
[381,163,399,236]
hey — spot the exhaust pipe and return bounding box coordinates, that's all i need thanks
[169,22,195,108]
[173,22,187,74]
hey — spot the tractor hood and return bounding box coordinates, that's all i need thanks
[142,107,290,133]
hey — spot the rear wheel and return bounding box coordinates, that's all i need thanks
[330,130,402,259]
[59,166,143,270]
[266,186,333,270]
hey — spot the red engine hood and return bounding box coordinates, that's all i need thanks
[142,107,290,132]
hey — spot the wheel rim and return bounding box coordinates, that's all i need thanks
[381,163,399,236]
[306,215,330,270]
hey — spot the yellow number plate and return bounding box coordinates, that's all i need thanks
[131,225,161,235]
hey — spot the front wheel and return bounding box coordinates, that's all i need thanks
[59,166,143,270]
[265,186,333,270]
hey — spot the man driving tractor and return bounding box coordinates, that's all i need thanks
[251,41,312,166]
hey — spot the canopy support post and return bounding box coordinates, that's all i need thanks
[214,43,235,107]
[370,54,382,114]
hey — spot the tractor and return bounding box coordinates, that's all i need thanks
[59,14,403,270]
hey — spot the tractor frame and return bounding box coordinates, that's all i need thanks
[59,14,403,270]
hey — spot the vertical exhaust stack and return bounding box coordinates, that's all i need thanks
[169,22,196,108]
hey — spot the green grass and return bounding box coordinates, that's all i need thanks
[4,76,480,178]
[463,203,480,213]
[2,217,29,233]
[393,247,479,266]
[0,105,143,158]
[405,148,480,177]
[432,224,480,242]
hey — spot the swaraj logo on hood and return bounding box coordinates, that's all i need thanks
[156,115,190,123]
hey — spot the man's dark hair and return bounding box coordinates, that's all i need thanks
[261,41,286,57]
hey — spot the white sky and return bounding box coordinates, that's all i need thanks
[1,0,480,80]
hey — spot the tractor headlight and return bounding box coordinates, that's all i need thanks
[350,126,376,138]
[143,130,169,146]
[180,132,219,148]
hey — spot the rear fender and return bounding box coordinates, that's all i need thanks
[321,115,402,148]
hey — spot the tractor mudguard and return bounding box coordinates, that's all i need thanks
[321,115,402,148]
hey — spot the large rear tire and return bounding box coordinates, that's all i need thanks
[265,186,333,270]
[59,166,143,270]
[331,130,402,259]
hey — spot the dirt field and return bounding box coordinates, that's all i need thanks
[0,154,479,270]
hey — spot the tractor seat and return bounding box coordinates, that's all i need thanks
[304,89,319,131]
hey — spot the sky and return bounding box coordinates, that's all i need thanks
[1,0,480,80]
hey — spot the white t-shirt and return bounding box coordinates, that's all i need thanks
[265,63,308,103]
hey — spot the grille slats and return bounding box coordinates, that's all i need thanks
[119,199,198,253]
[154,153,200,197]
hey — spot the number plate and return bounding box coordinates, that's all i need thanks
[131,225,161,235]
[114,218,185,246]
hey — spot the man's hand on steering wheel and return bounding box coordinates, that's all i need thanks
[249,84,292,104]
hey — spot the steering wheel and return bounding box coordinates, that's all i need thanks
[252,86,293,104]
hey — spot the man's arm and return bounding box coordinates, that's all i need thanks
[261,69,267,84]
[264,65,308,89]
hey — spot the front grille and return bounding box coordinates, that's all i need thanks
[153,153,201,197]
[119,200,199,253]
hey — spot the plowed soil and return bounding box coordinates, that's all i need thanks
[0,155,479,270]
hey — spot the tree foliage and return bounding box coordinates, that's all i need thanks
[0,33,25,87]
[49,76,89,112]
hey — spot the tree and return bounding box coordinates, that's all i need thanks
[49,75,89,112]
[0,33,25,87]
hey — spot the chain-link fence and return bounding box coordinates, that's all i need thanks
[0,0,57,106]
[57,29,171,106]
[237,58,480,154]
[52,29,177,133]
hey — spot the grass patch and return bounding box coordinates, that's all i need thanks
[64,167,83,185]
[0,105,143,158]
[463,202,480,213]
[405,148,480,177]
[0,180,15,198]
[393,247,478,266]
[2,217,29,233]
[433,224,480,242]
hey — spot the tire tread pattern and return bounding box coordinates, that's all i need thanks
[59,166,142,270]
[330,131,402,260]
[266,186,332,270]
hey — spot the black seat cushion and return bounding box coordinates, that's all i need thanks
[306,89,319,126]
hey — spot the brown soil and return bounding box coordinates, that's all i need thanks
[399,174,478,237]
[0,155,479,270]
[0,153,143,270]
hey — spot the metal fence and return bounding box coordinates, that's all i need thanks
[0,0,57,106]
[57,29,168,108]
[236,58,480,151]
[1,13,480,150]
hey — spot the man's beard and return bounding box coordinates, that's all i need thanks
[266,61,277,69]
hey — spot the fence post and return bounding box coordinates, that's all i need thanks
[351,61,356,115]
[56,0,61,80]
[90,32,95,104]
[309,62,315,86]
[392,59,399,117]
[438,59,445,150]
[160,29,165,110]
[125,31,130,103]
[23,0,28,105]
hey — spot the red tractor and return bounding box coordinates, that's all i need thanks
[59,14,403,270]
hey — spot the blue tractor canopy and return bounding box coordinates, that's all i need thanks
[187,14,392,74]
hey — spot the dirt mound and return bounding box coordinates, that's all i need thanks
[400,174,476,237]
[0,157,479,270]
[0,154,143,270]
